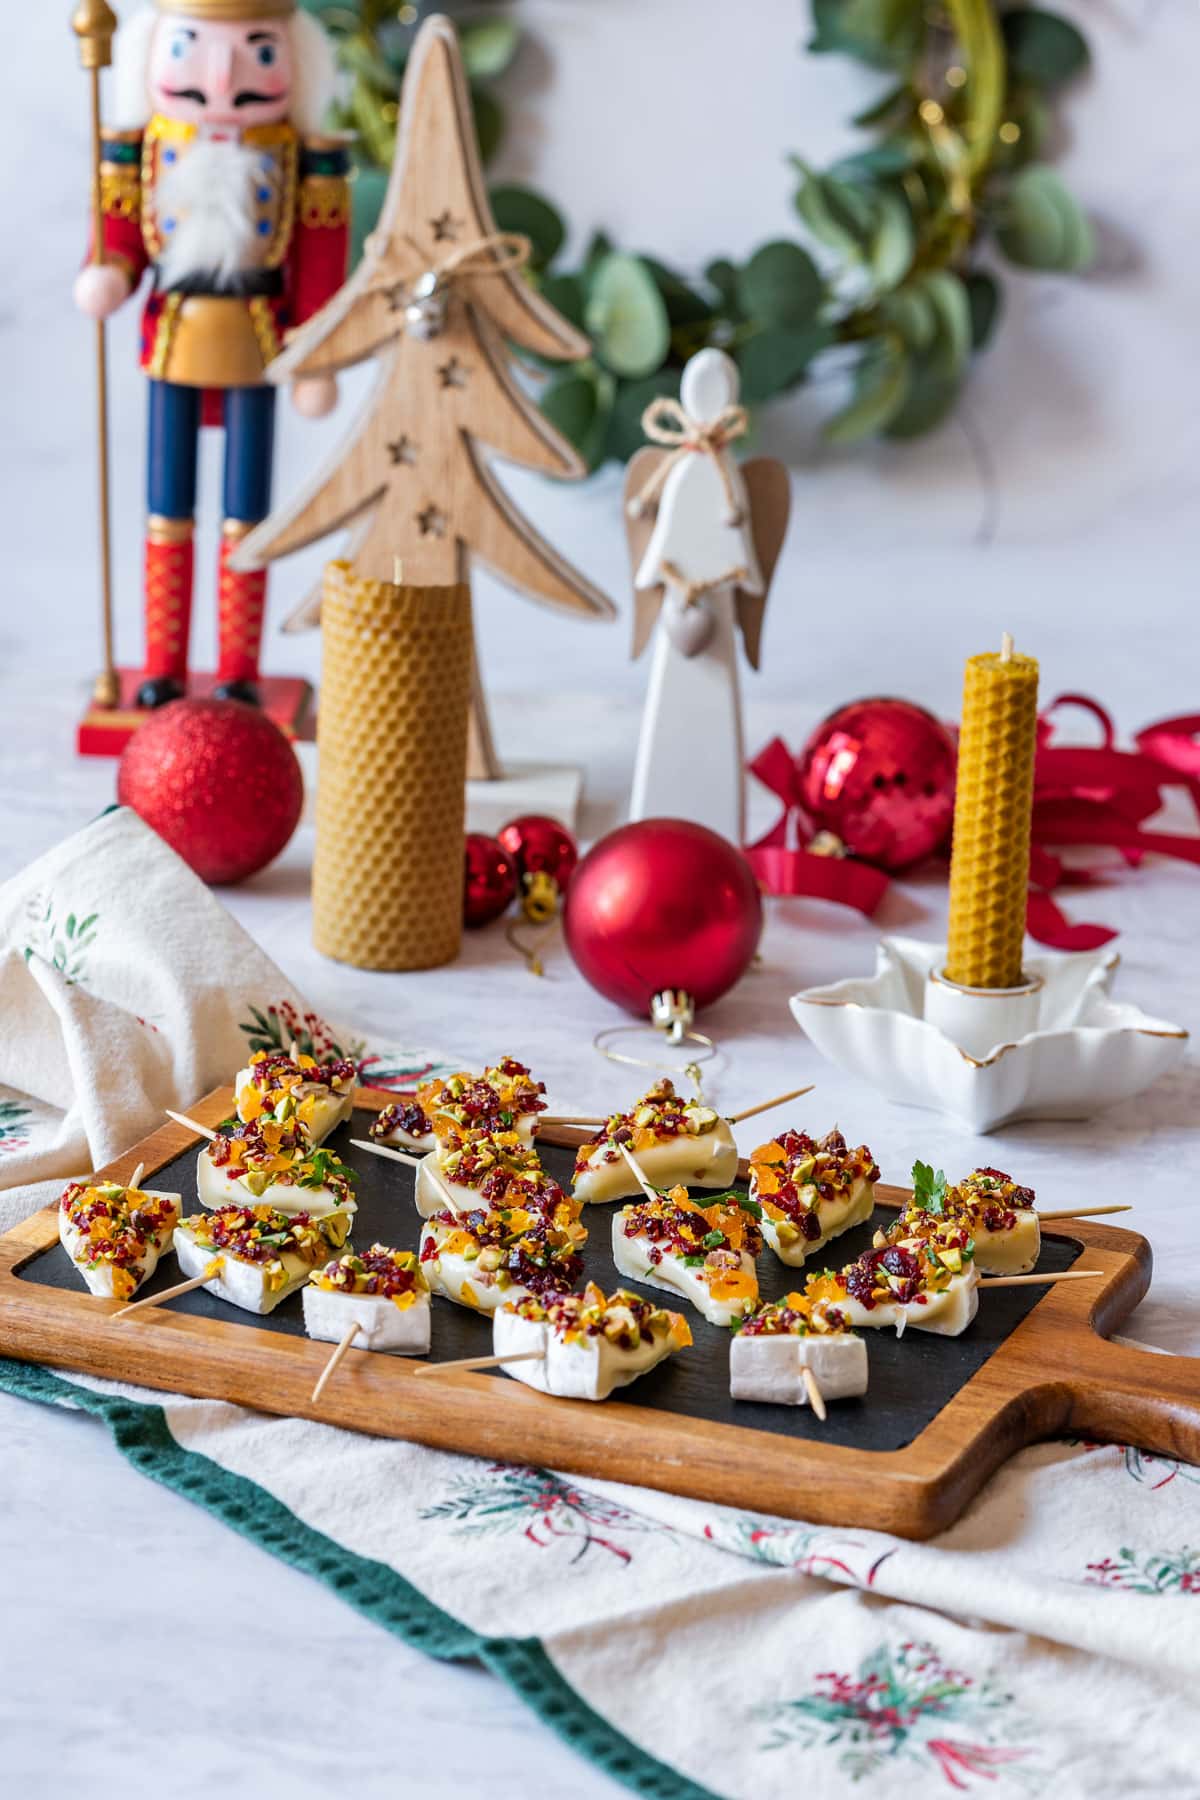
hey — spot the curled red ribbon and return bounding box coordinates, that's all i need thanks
[747,699,1200,948]
[744,737,890,916]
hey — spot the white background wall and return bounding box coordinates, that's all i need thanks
[3,0,1198,738]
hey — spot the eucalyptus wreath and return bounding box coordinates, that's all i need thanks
[304,0,1094,466]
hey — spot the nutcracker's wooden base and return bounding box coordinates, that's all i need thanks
[76,669,315,757]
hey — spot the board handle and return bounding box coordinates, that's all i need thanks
[1066,1336,1200,1466]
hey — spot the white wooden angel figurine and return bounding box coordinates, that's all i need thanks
[624,349,791,842]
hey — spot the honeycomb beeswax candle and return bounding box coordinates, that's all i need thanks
[312,560,470,971]
[944,635,1039,990]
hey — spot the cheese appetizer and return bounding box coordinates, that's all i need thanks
[883,1162,1038,1276]
[303,1245,431,1354]
[493,1282,692,1401]
[612,1185,762,1326]
[419,1202,586,1315]
[58,1179,181,1303]
[415,1129,578,1222]
[174,1203,353,1315]
[198,1119,358,1221]
[573,1079,738,1205]
[370,1056,546,1153]
[749,1128,879,1268]
[235,1048,356,1146]
[804,1214,979,1337]
[730,1293,867,1406]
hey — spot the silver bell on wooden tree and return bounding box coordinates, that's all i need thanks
[404,270,448,340]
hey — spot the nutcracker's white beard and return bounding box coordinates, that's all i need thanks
[155,139,271,289]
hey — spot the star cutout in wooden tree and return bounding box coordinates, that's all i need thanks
[388,436,417,465]
[429,209,460,242]
[436,357,468,390]
[416,504,447,538]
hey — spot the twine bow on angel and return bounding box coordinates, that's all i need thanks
[627,396,750,527]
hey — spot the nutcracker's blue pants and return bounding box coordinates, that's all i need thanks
[146,380,276,523]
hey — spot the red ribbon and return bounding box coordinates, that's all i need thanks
[744,737,890,915]
[746,700,1200,948]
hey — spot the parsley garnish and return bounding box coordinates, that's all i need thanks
[701,1229,726,1250]
[911,1160,948,1214]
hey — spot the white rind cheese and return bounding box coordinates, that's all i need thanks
[58,1188,181,1300]
[730,1332,868,1405]
[611,1214,757,1327]
[759,1176,876,1268]
[196,1149,355,1223]
[492,1308,674,1401]
[234,1067,353,1147]
[174,1224,313,1315]
[302,1283,431,1353]
[832,1266,980,1337]
[574,1124,739,1205]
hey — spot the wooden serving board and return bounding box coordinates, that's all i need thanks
[2,1086,1198,1541]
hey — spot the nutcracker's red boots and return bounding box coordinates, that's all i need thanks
[215,522,268,707]
[138,517,194,708]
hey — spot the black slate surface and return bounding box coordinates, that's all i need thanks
[21,1113,1081,1453]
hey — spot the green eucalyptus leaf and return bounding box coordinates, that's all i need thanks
[832,140,917,181]
[1002,7,1090,88]
[922,269,972,373]
[338,34,398,92]
[964,270,1003,349]
[808,0,924,67]
[538,271,587,332]
[582,230,614,281]
[489,184,565,270]
[792,162,876,261]
[704,257,742,316]
[881,283,937,352]
[825,339,910,443]
[882,361,960,439]
[539,369,610,470]
[585,253,671,378]
[994,165,1095,271]
[852,80,910,128]
[460,17,520,80]
[868,189,915,290]
[469,85,504,164]
[737,239,823,328]
[606,369,682,464]
[639,257,714,327]
[736,324,832,404]
[349,165,388,268]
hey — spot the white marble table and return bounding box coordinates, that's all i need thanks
[1,672,1197,1800]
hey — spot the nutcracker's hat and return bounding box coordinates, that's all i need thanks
[155,0,296,18]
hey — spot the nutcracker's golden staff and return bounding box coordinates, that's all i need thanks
[71,0,120,709]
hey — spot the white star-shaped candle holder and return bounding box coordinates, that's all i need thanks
[790,937,1189,1133]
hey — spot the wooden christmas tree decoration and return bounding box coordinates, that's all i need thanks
[623,349,791,842]
[233,12,614,779]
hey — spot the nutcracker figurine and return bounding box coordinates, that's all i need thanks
[73,0,348,711]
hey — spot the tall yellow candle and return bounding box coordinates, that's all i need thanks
[944,635,1040,990]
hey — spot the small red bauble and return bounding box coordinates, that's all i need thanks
[116,698,303,885]
[796,697,956,872]
[463,833,517,928]
[498,814,578,924]
[563,818,763,1016]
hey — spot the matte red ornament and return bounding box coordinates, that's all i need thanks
[563,818,763,1016]
[497,815,578,890]
[463,833,518,928]
[796,697,957,872]
[116,697,303,885]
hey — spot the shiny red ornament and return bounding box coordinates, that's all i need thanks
[498,813,579,924]
[796,697,957,872]
[563,818,763,1016]
[463,833,518,928]
[116,697,303,885]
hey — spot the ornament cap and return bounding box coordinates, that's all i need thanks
[650,988,696,1045]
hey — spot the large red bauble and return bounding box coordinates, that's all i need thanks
[463,832,517,928]
[563,818,763,1016]
[795,697,956,872]
[497,814,578,891]
[117,698,304,885]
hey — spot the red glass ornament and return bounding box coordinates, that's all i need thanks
[116,697,303,885]
[497,814,578,890]
[463,833,517,928]
[563,818,763,1016]
[796,697,956,872]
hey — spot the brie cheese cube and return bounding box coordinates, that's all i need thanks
[418,1224,533,1314]
[730,1331,868,1406]
[760,1175,875,1268]
[303,1277,430,1354]
[235,1066,353,1147]
[58,1183,181,1303]
[197,1147,356,1223]
[833,1265,980,1337]
[611,1214,758,1327]
[575,1123,738,1205]
[492,1307,670,1400]
[174,1222,311,1314]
